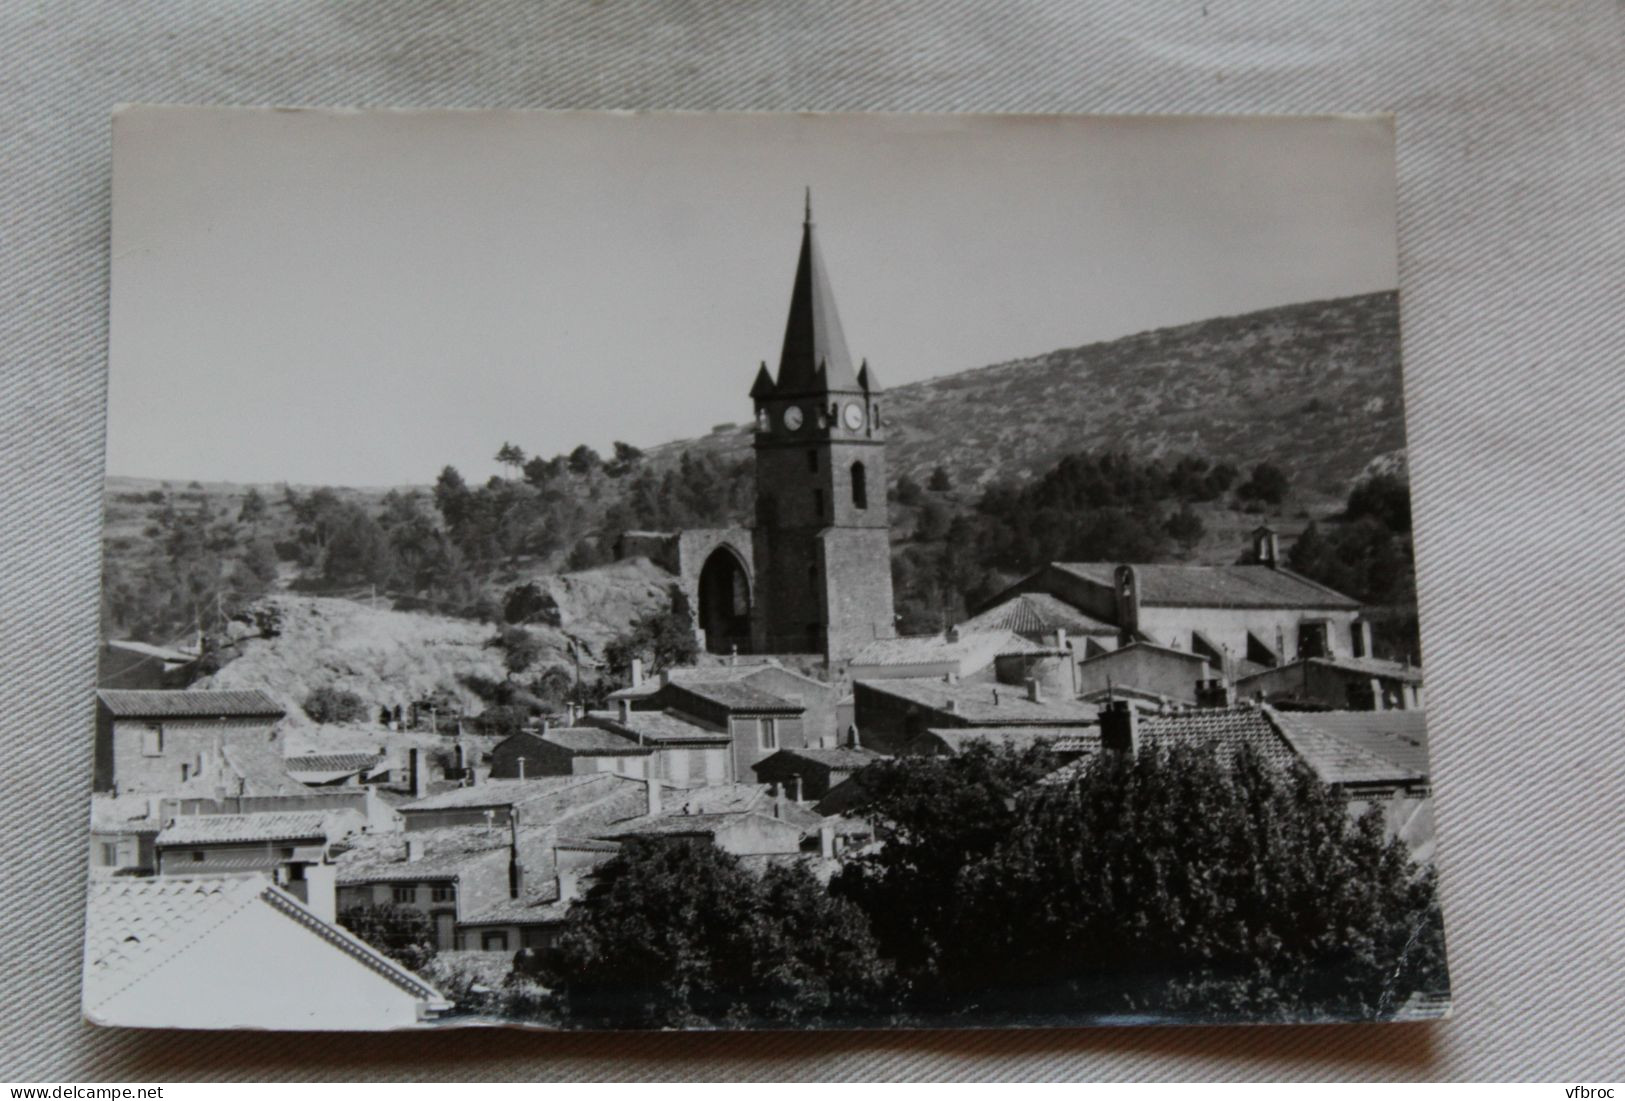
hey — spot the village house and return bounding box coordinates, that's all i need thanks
[751,739,886,813]
[1236,654,1425,711]
[84,875,450,1029]
[284,751,389,787]
[1072,641,1216,705]
[609,657,847,747]
[488,724,657,782]
[957,592,1118,649]
[153,809,362,918]
[88,794,166,876]
[973,527,1375,677]
[591,781,827,859]
[846,628,1055,684]
[607,672,817,784]
[853,674,1099,755]
[94,688,289,796]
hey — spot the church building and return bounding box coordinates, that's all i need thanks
[634,194,898,669]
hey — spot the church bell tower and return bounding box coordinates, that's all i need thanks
[750,192,896,663]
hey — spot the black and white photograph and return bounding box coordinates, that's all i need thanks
[85,107,1448,1032]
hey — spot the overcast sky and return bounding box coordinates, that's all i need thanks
[109,108,1397,487]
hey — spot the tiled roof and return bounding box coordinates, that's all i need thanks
[84,875,444,1012]
[599,809,796,840]
[856,677,1099,725]
[336,827,509,884]
[959,593,1117,638]
[1272,710,1430,775]
[156,811,333,847]
[665,679,804,713]
[284,753,382,773]
[221,742,308,797]
[97,689,285,719]
[1053,562,1360,610]
[1267,709,1429,785]
[607,661,812,701]
[89,794,168,834]
[850,629,1045,670]
[669,783,767,815]
[1134,706,1300,770]
[924,726,1098,754]
[543,727,652,755]
[758,746,884,772]
[1308,656,1425,685]
[583,709,731,745]
[399,775,599,812]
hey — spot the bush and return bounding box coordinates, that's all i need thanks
[338,904,438,973]
[548,838,889,1028]
[302,685,367,724]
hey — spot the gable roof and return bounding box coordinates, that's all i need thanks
[83,876,445,1014]
[755,745,885,773]
[336,826,510,884]
[1267,709,1431,779]
[538,727,653,755]
[582,709,731,745]
[1053,562,1360,610]
[97,689,285,720]
[958,593,1118,638]
[849,629,1046,671]
[219,742,309,797]
[399,774,602,812]
[855,677,1099,725]
[663,678,805,714]
[283,753,382,774]
[156,811,334,847]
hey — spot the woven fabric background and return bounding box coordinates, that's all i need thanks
[2,0,1623,1081]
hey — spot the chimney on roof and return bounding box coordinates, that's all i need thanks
[819,823,836,860]
[1195,678,1235,708]
[405,837,424,863]
[846,723,861,749]
[1055,628,1068,652]
[618,698,633,724]
[644,776,663,817]
[1100,699,1140,756]
[992,688,1001,706]
[517,757,526,780]
[946,624,961,643]
[630,657,644,688]
[409,748,428,800]
[301,862,337,924]
[944,699,959,715]
[773,783,785,818]
[793,774,805,804]
[1026,678,1043,704]
[729,645,739,666]
[1253,526,1280,568]
[943,671,959,685]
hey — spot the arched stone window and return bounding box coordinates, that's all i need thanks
[851,461,868,510]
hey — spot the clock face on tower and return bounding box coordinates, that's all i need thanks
[782,405,804,431]
[842,402,865,431]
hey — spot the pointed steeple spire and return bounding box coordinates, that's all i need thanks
[775,189,857,394]
[749,361,776,399]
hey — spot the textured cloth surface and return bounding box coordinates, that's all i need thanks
[3,0,1624,1081]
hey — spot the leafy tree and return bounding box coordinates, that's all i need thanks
[522,454,566,487]
[503,581,557,625]
[927,465,953,492]
[830,743,1059,1003]
[606,441,645,477]
[893,474,924,507]
[600,590,698,681]
[567,444,602,475]
[546,839,889,1028]
[237,487,267,528]
[1165,502,1206,553]
[302,685,367,724]
[952,745,1446,1021]
[495,442,527,479]
[913,499,951,542]
[338,904,438,973]
[488,625,544,679]
[1237,461,1290,506]
[1345,472,1413,533]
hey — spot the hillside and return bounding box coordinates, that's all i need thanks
[644,291,1404,498]
[197,559,673,724]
